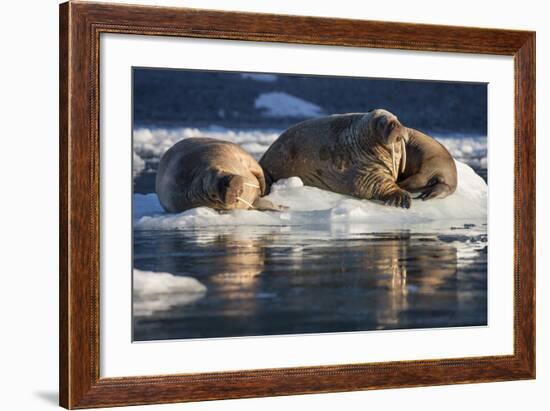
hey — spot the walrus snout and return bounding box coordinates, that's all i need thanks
[385,121,410,146]
[217,174,246,206]
[373,114,408,176]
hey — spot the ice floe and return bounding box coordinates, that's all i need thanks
[134,160,486,231]
[133,269,207,316]
[254,92,324,118]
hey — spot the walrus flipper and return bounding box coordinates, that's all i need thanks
[415,182,453,201]
[353,169,411,209]
[400,174,453,201]
[381,189,412,208]
[252,197,289,212]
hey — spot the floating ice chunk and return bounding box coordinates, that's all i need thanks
[133,127,280,165]
[254,92,324,118]
[135,206,290,229]
[133,152,146,177]
[438,136,487,167]
[133,269,207,316]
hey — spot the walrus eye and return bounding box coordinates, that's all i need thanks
[375,116,387,132]
[385,120,400,143]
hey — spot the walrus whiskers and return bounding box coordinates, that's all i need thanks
[236,196,255,209]
[243,182,260,189]
[400,138,407,173]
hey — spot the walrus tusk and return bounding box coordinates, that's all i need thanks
[391,142,397,177]
[243,182,260,189]
[400,138,407,173]
[236,196,255,209]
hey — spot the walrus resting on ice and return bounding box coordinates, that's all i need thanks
[260,109,413,208]
[397,128,457,200]
[156,138,284,213]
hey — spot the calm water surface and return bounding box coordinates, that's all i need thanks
[133,223,487,341]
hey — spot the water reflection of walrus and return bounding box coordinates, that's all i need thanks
[365,235,458,326]
[365,236,458,293]
[209,236,265,288]
[260,109,412,208]
[397,128,457,200]
[156,138,283,212]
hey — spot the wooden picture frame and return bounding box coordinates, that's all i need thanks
[59,1,535,408]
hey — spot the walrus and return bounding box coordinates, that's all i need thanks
[260,109,413,208]
[396,128,457,200]
[156,138,283,213]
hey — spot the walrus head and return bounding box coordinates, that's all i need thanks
[210,173,261,210]
[367,109,409,175]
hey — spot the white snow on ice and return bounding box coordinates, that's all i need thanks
[133,152,146,177]
[442,136,487,169]
[132,127,279,175]
[134,160,486,231]
[133,269,207,316]
[254,92,324,118]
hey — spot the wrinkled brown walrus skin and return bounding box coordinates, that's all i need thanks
[260,109,413,208]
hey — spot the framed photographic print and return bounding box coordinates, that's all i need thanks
[59,1,535,408]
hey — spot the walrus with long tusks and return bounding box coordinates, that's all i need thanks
[260,109,412,208]
[397,128,457,200]
[156,138,285,213]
